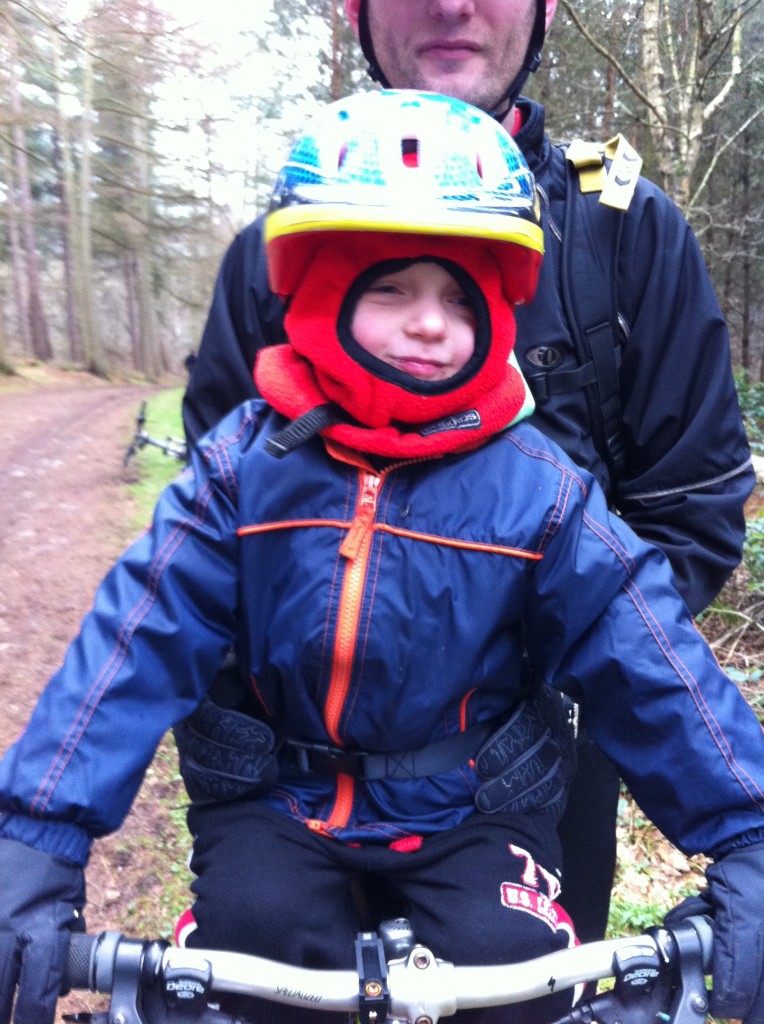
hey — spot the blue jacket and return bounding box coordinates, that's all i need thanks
[1,404,762,865]
[182,98,754,616]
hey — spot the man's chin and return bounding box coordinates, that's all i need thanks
[415,74,486,109]
[410,68,501,114]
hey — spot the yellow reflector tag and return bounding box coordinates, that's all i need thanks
[600,134,643,211]
[565,139,606,194]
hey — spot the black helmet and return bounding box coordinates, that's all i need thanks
[356,0,547,115]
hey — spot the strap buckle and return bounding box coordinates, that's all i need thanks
[280,717,502,782]
[282,739,367,778]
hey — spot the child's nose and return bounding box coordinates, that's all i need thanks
[408,299,448,339]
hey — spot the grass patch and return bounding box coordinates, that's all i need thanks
[114,737,193,941]
[606,897,672,937]
[115,388,192,938]
[610,790,707,935]
[124,388,186,530]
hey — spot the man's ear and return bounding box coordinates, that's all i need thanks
[345,0,361,36]
[545,0,557,31]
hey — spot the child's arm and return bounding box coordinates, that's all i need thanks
[523,459,764,1023]
[0,402,265,860]
[524,470,764,855]
[0,402,267,1024]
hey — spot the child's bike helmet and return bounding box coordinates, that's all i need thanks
[265,89,543,307]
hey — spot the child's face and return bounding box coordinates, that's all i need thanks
[351,261,476,382]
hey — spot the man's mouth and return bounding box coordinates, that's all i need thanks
[417,38,481,61]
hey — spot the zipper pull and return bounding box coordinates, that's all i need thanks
[340,473,380,560]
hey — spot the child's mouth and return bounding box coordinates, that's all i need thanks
[395,357,447,380]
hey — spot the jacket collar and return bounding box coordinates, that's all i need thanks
[514,97,551,176]
[255,344,535,460]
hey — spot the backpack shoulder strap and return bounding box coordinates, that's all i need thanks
[540,134,641,494]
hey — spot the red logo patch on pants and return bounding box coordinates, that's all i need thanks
[501,843,577,943]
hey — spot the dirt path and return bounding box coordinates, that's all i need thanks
[0,377,156,747]
[0,369,177,1016]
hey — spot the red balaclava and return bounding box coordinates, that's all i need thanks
[255,232,534,459]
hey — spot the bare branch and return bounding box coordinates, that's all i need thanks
[702,13,743,122]
[558,0,666,125]
[689,104,764,209]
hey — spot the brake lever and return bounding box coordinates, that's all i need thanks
[550,917,712,1024]
[661,919,711,1024]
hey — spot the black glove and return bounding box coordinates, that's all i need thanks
[665,840,764,1022]
[174,694,279,803]
[0,838,85,1024]
[473,687,576,821]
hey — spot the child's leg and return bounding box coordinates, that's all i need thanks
[185,801,358,1023]
[375,813,575,1024]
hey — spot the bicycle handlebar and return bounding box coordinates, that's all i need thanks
[63,915,713,1024]
[124,401,187,467]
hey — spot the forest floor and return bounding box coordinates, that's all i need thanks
[0,363,761,1020]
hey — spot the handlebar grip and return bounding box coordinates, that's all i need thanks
[63,930,128,994]
[63,932,98,991]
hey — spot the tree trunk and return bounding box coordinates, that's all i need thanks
[3,139,31,356]
[52,20,82,364]
[330,0,341,101]
[6,12,53,361]
[123,253,143,375]
[130,103,162,381]
[75,10,109,377]
[0,314,16,375]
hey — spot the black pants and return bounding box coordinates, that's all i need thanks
[557,735,622,944]
[186,802,576,1024]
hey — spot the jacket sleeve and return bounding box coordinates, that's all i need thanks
[182,218,286,448]
[524,462,764,857]
[0,406,262,862]
[614,182,754,615]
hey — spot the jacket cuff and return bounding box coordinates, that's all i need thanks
[0,812,92,866]
[711,827,764,859]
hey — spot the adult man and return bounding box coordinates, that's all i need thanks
[181,0,755,944]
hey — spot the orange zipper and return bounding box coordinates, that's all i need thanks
[325,471,381,743]
[307,773,356,835]
[310,470,381,835]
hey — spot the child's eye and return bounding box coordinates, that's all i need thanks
[366,281,401,296]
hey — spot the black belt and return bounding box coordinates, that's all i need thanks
[279,718,500,781]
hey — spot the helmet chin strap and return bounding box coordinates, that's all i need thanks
[357,0,546,122]
[358,0,390,86]
[489,47,541,125]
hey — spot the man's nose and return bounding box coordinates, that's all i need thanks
[427,0,477,20]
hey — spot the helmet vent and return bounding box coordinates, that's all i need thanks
[401,137,420,168]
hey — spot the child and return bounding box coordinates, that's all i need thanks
[0,91,763,1024]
